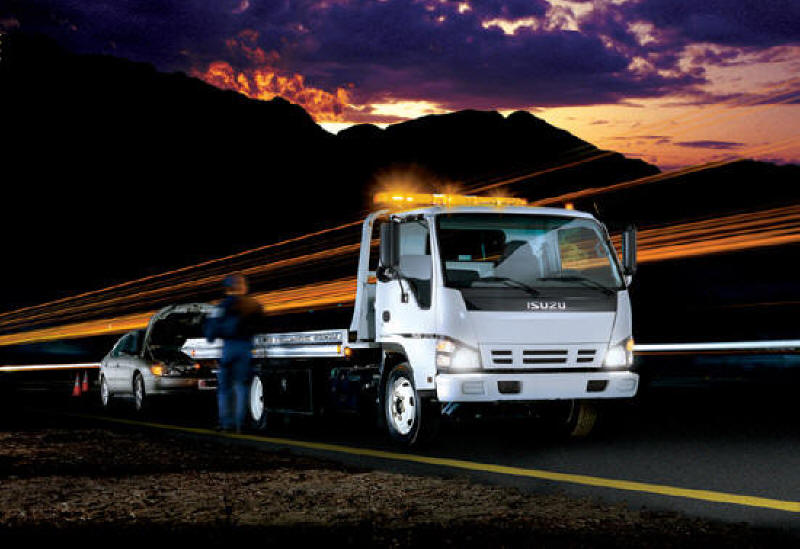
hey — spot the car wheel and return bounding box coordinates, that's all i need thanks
[250,374,269,429]
[133,372,147,412]
[100,375,112,409]
[382,363,440,446]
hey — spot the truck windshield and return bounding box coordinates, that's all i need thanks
[436,213,623,294]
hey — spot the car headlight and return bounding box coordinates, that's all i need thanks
[604,337,634,368]
[150,362,184,377]
[436,338,482,370]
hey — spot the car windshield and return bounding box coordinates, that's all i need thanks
[436,213,623,292]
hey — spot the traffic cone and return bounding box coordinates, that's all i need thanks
[82,371,90,393]
[71,373,82,397]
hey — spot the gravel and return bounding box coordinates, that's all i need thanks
[0,426,794,547]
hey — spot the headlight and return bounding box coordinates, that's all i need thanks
[604,337,634,368]
[436,338,482,370]
[150,362,184,377]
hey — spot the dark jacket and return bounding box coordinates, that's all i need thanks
[204,295,263,347]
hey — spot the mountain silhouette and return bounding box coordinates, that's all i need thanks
[1,31,799,352]
[1,31,656,309]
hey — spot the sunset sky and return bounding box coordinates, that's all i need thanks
[3,0,798,169]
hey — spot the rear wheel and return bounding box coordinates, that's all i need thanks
[382,363,440,446]
[250,374,269,429]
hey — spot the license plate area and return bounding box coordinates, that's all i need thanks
[198,379,217,390]
[497,380,521,394]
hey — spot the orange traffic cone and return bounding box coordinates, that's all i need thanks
[71,373,82,397]
[82,371,90,393]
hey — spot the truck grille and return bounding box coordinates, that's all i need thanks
[483,345,602,369]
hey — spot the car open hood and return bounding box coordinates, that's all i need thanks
[143,303,215,351]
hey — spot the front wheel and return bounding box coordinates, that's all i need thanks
[382,363,440,446]
[250,374,269,429]
[99,375,112,409]
[133,372,147,412]
[541,400,599,438]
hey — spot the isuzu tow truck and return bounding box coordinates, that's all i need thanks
[185,193,639,446]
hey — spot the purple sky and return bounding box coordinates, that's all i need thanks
[2,1,799,167]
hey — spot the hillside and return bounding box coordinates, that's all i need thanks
[1,32,657,309]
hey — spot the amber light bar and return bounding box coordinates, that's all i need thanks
[374,192,527,208]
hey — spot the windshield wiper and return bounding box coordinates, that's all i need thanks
[537,275,615,296]
[475,276,540,296]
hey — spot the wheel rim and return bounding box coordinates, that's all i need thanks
[134,377,144,410]
[389,376,416,436]
[100,377,109,406]
[250,376,264,421]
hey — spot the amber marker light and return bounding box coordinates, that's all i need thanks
[374,192,526,208]
[150,363,165,376]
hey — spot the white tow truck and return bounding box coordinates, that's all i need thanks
[185,193,639,445]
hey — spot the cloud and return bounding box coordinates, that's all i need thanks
[3,0,706,113]
[5,0,797,117]
[674,140,745,150]
[626,0,800,48]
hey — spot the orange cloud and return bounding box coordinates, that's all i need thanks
[192,29,352,122]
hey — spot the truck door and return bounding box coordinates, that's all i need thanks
[376,218,436,339]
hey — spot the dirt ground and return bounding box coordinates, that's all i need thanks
[0,425,795,548]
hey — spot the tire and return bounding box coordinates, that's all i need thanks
[132,372,147,412]
[382,363,440,446]
[249,374,269,430]
[99,375,112,410]
[566,401,599,438]
[543,400,599,438]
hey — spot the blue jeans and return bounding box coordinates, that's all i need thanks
[217,342,252,430]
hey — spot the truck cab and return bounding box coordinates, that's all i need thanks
[350,193,638,444]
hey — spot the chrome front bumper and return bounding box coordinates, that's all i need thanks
[145,376,217,394]
[435,371,638,402]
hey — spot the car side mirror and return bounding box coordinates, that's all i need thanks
[379,222,399,279]
[622,225,637,283]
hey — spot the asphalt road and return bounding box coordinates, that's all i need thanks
[6,379,800,533]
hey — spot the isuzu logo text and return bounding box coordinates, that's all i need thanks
[527,301,567,311]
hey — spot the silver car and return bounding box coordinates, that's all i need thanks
[99,303,218,411]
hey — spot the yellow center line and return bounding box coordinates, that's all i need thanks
[74,413,800,513]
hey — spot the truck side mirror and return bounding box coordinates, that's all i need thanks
[379,222,399,277]
[622,225,637,283]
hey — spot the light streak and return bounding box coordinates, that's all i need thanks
[531,159,736,206]
[0,126,798,345]
[467,150,616,194]
[5,339,799,373]
[0,242,363,331]
[3,205,800,345]
[0,363,100,372]
[0,219,364,322]
[634,341,800,355]
[0,278,358,347]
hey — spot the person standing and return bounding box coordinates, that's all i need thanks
[204,274,263,432]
